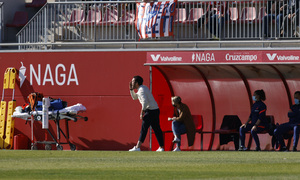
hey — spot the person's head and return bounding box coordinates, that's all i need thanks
[253,89,266,102]
[171,96,182,107]
[294,91,300,105]
[132,76,143,89]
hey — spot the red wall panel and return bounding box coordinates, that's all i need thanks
[1,50,299,151]
[0,51,150,150]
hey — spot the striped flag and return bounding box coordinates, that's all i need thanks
[135,0,177,39]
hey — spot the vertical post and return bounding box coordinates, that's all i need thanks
[149,66,152,151]
[44,5,48,46]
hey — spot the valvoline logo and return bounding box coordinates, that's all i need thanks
[150,54,182,62]
[266,53,300,61]
[266,53,277,61]
[18,62,79,88]
[150,54,160,61]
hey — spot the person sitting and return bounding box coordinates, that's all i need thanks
[280,0,299,37]
[168,96,196,151]
[274,91,300,151]
[239,89,268,151]
[196,1,229,39]
[262,0,287,38]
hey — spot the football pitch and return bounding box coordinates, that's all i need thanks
[0,150,299,179]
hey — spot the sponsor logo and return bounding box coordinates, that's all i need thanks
[19,62,26,87]
[266,53,276,61]
[150,54,182,62]
[225,53,257,62]
[192,53,215,62]
[151,54,160,61]
[266,53,300,61]
[19,62,79,87]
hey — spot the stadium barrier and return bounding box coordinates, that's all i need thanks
[14,0,300,50]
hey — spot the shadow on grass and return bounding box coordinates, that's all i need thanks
[75,137,148,151]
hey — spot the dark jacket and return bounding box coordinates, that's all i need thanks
[288,104,300,124]
[173,103,196,146]
[249,100,267,127]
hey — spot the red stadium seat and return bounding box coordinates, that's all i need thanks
[239,7,256,22]
[80,10,102,26]
[185,8,204,24]
[174,8,187,23]
[97,9,119,25]
[229,7,239,22]
[214,115,242,150]
[114,10,135,25]
[63,9,85,26]
[246,115,275,150]
[6,11,28,27]
[25,0,47,8]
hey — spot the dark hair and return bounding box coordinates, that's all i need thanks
[254,89,266,101]
[172,96,182,104]
[295,91,300,96]
[133,76,143,85]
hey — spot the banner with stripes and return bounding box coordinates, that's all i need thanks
[135,0,177,39]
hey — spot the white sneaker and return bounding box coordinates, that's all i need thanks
[238,146,247,151]
[129,146,140,151]
[156,147,164,152]
[172,137,180,143]
[173,147,181,151]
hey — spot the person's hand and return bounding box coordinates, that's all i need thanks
[252,125,257,131]
[168,117,172,121]
[240,124,246,128]
[280,6,284,11]
[140,111,145,120]
[292,13,296,18]
[288,14,292,19]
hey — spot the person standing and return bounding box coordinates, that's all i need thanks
[239,89,268,151]
[274,91,300,151]
[168,96,196,151]
[129,75,164,152]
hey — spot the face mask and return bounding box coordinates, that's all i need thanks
[295,98,300,105]
[252,96,257,101]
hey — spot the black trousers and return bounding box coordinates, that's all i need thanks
[139,109,164,147]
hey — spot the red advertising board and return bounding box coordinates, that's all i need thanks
[146,50,300,65]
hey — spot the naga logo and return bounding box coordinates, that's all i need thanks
[266,53,277,61]
[18,62,79,87]
[192,53,215,62]
[150,54,182,62]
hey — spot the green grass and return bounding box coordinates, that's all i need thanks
[0,150,299,179]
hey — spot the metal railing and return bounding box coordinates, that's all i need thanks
[0,2,4,44]
[16,0,300,50]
